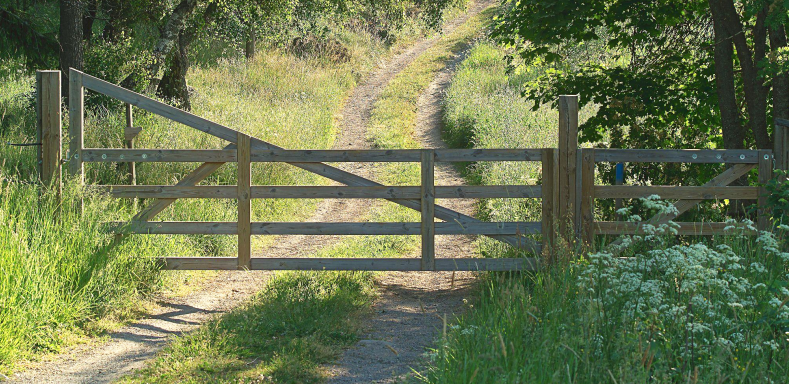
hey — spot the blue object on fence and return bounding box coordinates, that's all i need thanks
[615,163,624,185]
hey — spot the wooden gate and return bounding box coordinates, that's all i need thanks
[34,70,789,271]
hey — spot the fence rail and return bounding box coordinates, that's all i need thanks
[33,70,789,272]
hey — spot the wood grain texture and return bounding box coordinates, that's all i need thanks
[251,148,544,162]
[596,221,757,236]
[108,221,541,235]
[157,257,539,271]
[557,95,578,240]
[102,185,541,199]
[37,71,62,193]
[594,149,760,164]
[237,133,251,270]
[541,148,558,257]
[68,69,84,183]
[580,149,595,246]
[421,150,436,271]
[758,150,773,230]
[83,149,237,163]
[594,186,758,199]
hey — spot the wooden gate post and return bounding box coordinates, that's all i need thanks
[557,95,579,243]
[421,149,436,271]
[776,119,789,172]
[237,133,252,270]
[541,148,558,262]
[36,70,62,200]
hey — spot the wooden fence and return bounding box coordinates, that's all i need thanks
[33,70,789,271]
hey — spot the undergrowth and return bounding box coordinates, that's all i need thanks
[421,41,789,383]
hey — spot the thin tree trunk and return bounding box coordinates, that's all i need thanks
[709,1,745,150]
[158,32,191,110]
[770,25,789,122]
[710,0,772,149]
[60,0,83,107]
[245,24,256,60]
[145,0,197,94]
[82,0,97,43]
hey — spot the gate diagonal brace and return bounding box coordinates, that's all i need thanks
[76,70,541,254]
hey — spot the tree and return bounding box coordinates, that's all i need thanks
[60,0,84,106]
[493,0,789,153]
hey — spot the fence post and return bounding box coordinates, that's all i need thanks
[580,149,595,246]
[421,149,435,271]
[124,103,140,186]
[541,148,559,262]
[557,95,579,242]
[36,70,62,200]
[776,119,788,172]
[68,68,84,184]
[237,133,252,270]
[758,150,773,231]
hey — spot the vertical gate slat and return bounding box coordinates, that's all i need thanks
[237,133,252,270]
[68,69,84,184]
[541,148,558,261]
[757,150,773,231]
[37,71,62,198]
[580,149,595,246]
[421,149,435,271]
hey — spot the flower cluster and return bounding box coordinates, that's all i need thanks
[578,197,789,368]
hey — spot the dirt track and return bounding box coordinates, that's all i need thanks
[9,2,491,383]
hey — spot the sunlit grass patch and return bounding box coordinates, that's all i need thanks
[119,271,376,384]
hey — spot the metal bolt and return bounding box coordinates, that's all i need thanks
[142,154,148,159]
[73,153,79,159]
[119,154,125,160]
[740,154,746,160]
[692,154,698,159]
[764,154,770,160]
[716,154,722,159]
[101,154,107,160]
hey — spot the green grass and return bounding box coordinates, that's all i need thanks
[117,272,376,384]
[419,42,789,383]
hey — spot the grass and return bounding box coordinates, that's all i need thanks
[117,272,376,384]
[418,42,789,383]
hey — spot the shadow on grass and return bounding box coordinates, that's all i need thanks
[119,271,376,384]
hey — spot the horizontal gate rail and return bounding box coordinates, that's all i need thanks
[107,221,541,235]
[98,185,542,199]
[593,149,761,164]
[158,257,538,271]
[82,148,544,163]
[596,221,757,236]
[594,186,758,200]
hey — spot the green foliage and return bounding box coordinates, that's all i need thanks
[119,271,376,384]
[765,171,789,226]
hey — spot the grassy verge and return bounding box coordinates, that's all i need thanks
[420,42,789,383]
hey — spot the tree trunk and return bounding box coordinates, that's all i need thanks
[158,32,191,110]
[770,25,789,122]
[60,0,83,107]
[709,0,745,150]
[709,0,772,149]
[82,0,97,43]
[245,24,256,60]
[145,0,197,94]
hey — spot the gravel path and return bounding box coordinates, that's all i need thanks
[325,2,492,382]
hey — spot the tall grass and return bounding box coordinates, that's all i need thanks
[422,42,789,383]
[0,180,195,368]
